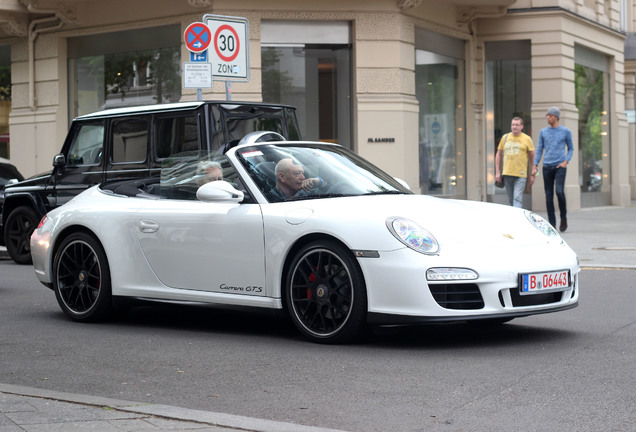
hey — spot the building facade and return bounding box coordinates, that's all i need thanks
[0,0,633,209]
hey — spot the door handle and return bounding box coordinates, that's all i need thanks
[138,219,159,233]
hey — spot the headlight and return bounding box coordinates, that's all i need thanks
[525,211,561,239]
[386,217,439,254]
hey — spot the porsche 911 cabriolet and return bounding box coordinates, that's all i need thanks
[31,138,579,343]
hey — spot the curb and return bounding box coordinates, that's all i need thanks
[0,383,348,432]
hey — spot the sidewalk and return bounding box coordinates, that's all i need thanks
[540,201,636,269]
[1,202,634,431]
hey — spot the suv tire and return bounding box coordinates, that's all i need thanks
[4,206,38,265]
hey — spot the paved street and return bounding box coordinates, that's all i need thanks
[1,202,635,431]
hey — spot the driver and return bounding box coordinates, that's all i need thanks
[274,157,324,198]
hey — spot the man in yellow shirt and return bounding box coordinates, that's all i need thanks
[495,116,536,208]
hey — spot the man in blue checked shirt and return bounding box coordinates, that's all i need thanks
[532,106,574,232]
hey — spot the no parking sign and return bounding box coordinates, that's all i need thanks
[204,14,250,81]
[184,22,211,53]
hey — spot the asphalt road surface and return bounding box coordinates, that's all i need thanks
[1,259,635,432]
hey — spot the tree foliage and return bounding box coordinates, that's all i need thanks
[102,47,180,103]
[261,47,293,103]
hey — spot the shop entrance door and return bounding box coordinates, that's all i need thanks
[485,41,532,208]
[261,21,352,148]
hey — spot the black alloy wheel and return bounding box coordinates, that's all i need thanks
[4,206,38,264]
[53,232,113,322]
[286,240,367,344]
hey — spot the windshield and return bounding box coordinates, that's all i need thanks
[156,151,240,200]
[235,143,411,203]
[211,104,300,152]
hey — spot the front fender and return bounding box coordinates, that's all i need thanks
[1,192,49,232]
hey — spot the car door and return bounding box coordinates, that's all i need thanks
[134,198,267,296]
[52,120,106,207]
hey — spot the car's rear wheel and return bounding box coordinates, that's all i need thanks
[53,232,112,322]
[4,206,38,264]
[286,240,367,344]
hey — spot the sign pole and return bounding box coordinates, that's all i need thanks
[225,81,232,101]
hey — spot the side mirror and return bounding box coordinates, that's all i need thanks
[196,180,244,203]
[52,154,66,174]
[53,153,65,166]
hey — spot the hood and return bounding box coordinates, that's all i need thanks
[3,170,52,189]
[284,194,561,251]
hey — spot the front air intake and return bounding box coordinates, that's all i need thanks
[429,284,484,310]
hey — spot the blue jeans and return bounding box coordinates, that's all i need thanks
[542,165,567,227]
[503,175,527,208]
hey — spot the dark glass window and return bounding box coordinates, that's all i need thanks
[67,122,105,166]
[155,114,201,159]
[111,118,148,163]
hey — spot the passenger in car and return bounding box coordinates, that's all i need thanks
[197,161,223,186]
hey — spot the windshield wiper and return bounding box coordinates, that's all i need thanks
[286,193,353,201]
[317,193,354,198]
[361,190,404,196]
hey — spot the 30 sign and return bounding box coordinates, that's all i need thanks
[204,14,249,81]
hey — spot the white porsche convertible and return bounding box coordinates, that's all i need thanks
[31,139,579,343]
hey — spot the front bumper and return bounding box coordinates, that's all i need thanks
[357,242,580,324]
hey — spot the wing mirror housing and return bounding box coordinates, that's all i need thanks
[196,180,244,203]
[52,154,66,174]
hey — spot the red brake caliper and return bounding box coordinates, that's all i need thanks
[308,267,318,298]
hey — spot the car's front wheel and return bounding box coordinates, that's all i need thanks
[286,240,367,344]
[4,206,38,264]
[53,232,112,322]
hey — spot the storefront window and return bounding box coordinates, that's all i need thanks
[68,25,181,118]
[575,46,611,207]
[415,30,466,197]
[261,21,352,148]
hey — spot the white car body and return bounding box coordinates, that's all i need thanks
[31,141,579,343]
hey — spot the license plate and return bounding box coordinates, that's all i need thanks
[520,270,570,295]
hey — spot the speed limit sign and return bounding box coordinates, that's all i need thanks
[204,14,249,81]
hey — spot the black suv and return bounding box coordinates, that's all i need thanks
[1,101,301,264]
